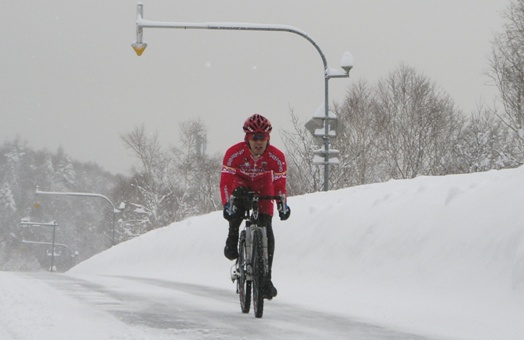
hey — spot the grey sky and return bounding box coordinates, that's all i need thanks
[2,0,506,175]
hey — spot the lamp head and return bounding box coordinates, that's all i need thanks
[340,51,353,74]
[132,42,147,56]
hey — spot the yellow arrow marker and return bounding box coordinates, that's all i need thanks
[131,42,147,56]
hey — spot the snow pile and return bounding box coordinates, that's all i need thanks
[70,166,524,339]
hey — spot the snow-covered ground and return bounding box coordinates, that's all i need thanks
[2,166,524,339]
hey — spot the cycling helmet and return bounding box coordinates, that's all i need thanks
[243,114,272,134]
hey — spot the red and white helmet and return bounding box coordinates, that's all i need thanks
[243,114,272,134]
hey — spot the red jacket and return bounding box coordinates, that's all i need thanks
[220,142,287,216]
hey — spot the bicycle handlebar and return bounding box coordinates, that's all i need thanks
[226,192,287,218]
[248,193,288,217]
[254,195,285,201]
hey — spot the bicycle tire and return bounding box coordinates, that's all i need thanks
[237,230,251,313]
[252,228,265,318]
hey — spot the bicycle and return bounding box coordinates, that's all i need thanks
[229,192,287,318]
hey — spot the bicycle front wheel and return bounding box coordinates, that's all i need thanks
[237,230,251,314]
[252,228,265,318]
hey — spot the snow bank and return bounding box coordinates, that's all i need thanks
[70,166,524,339]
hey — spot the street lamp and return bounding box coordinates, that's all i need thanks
[131,2,353,191]
[35,187,121,246]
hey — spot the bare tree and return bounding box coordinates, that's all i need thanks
[372,64,463,179]
[171,119,221,217]
[283,65,465,192]
[488,0,524,159]
[454,105,521,172]
[120,121,222,232]
[121,124,175,231]
[333,80,382,187]
[281,110,323,194]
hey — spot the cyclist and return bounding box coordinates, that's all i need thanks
[220,113,291,299]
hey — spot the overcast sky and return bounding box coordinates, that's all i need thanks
[2,0,507,175]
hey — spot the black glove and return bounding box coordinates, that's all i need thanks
[277,202,291,221]
[231,186,251,211]
[223,202,237,221]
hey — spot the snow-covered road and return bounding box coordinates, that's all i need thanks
[0,272,429,339]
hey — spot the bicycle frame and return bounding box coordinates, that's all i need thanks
[231,192,285,318]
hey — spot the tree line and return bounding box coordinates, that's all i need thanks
[283,64,521,194]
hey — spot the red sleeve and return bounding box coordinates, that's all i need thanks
[219,143,247,206]
[268,146,287,199]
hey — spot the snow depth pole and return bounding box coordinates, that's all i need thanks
[131,2,353,191]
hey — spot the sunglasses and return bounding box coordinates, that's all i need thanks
[249,133,269,141]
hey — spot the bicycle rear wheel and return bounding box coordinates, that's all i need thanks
[237,230,251,313]
[252,228,265,318]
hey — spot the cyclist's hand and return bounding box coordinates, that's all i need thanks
[223,202,237,221]
[277,202,291,221]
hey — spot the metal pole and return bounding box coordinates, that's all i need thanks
[50,222,57,272]
[112,212,116,247]
[324,77,330,191]
[133,3,337,190]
